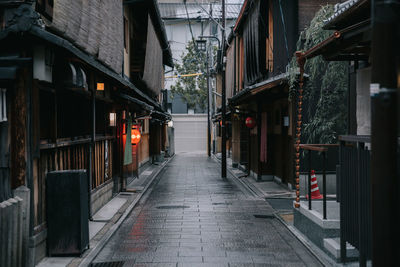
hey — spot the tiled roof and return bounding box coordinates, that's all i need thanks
[323,0,363,26]
[158,3,242,20]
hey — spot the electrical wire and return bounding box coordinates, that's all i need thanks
[193,0,225,30]
[184,0,196,44]
[278,0,289,62]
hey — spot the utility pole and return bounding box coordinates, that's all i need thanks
[370,0,399,265]
[221,0,227,178]
[206,44,211,157]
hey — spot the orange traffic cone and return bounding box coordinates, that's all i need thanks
[306,170,323,199]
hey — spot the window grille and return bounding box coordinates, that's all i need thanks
[140,119,149,134]
[0,88,6,122]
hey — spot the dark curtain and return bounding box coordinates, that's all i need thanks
[243,0,267,86]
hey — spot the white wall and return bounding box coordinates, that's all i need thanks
[356,67,371,135]
[172,114,207,152]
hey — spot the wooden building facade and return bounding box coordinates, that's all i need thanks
[221,0,339,185]
[294,0,399,263]
[0,0,172,264]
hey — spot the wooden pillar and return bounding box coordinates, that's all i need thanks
[10,68,28,189]
[257,102,262,181]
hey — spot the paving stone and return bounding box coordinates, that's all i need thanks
[93,153,322,266]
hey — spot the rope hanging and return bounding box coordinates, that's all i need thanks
[294,51,306,208]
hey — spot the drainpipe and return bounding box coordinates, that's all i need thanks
[370,0,399,265]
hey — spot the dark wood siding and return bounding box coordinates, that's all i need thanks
[243,0,266,86]
[143,15,164,96]
[226,44,235,99]
[271,0,298,76]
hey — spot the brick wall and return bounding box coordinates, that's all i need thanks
[298,0,340,32]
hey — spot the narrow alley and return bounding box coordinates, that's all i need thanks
[1,1,398,266]
[92,153,322,267]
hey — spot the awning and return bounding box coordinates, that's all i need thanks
[119,93,154,111]
[302,19,371,61]
[151,110,171,121]
[229,73,289,105]
[323,0,369,30]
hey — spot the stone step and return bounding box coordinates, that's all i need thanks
[323,238,359,261]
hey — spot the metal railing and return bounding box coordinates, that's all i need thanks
[339,135,372,266]
[300,144,338,220]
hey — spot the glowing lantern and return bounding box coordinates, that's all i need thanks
[131,127,141,145]
[97,82,104,91]
[245,117,256,129]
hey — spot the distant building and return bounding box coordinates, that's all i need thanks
[158,0,242,114]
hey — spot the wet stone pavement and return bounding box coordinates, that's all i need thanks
[93,153,322,267]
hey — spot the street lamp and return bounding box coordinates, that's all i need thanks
[195,39,207,52]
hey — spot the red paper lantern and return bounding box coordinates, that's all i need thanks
[245,117,256,129]
[131,128,141,145]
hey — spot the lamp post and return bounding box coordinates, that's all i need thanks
[221,0,226,178]
[196,0,226,178]
[196,36,222,158]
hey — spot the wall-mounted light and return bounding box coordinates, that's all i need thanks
[97,82,104,91]
[109,112,116,127]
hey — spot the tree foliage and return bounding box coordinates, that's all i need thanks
[289,5,348,144]
[170,41,208,111]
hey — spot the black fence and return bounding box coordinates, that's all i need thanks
[339,135,372,266]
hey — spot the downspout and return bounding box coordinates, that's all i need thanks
[233,33,237,96]
[88,86,95,220]
[294,51,306,209]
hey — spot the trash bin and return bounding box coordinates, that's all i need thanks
[46,170,89,256]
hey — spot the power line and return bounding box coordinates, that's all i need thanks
[193,0,236,31]
[184,0,196,44]
[278,0,289,62]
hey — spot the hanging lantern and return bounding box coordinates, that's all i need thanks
[245,117,256,129]
[131,126,141,145]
